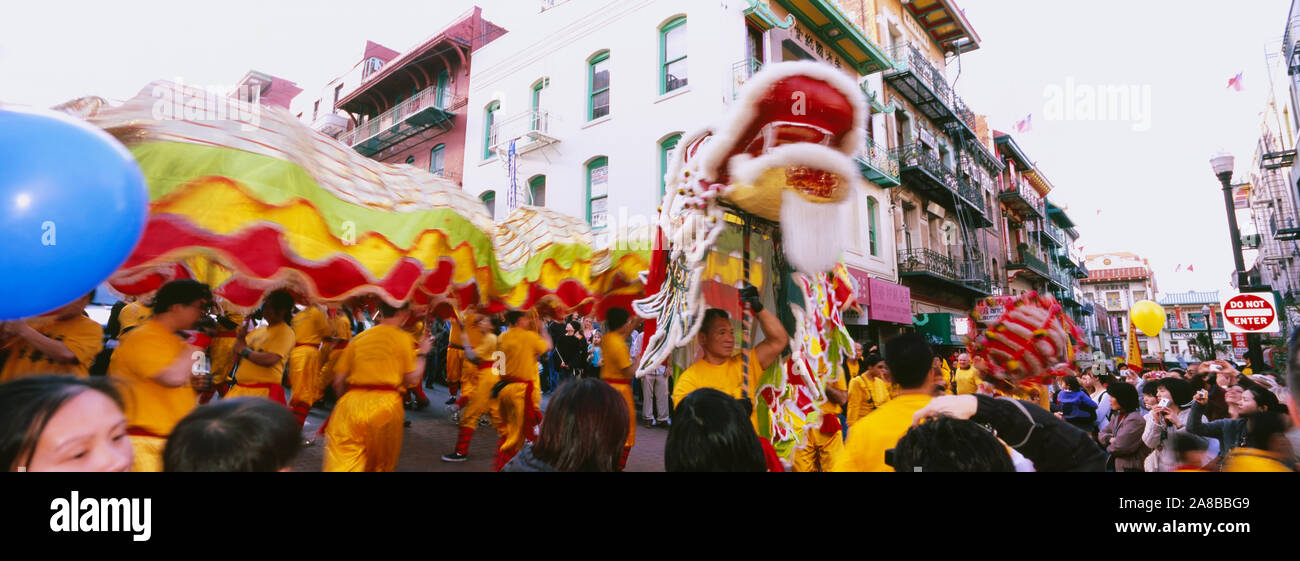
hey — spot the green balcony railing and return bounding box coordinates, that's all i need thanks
[858,139,900,187]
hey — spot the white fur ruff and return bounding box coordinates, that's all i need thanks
[780,190,847,274]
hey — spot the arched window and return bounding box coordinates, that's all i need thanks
[659,133,682,200]
[531,78,549,131]
[588,51,611,121]
[660,17,688,94]
[430,144,446,176]
[529,175,546,207]
[586,157,609,229]
[405,156,415,165]
[483,101,500,160]
[481,190,496,220]
[867,197,879,257]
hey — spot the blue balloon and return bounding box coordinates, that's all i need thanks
[0,107,148,320]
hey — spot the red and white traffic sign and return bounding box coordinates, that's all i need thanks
[1221,292,1280,334]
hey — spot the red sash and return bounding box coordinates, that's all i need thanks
[332,341,348,350]
[317,384,403,435]
[236,382,287,405]
[126,427,165,439]
[819,413,842,435]
[604,378,632,386]
[499,376,542,444]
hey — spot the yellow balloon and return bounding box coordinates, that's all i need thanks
[1130,300,1166,337]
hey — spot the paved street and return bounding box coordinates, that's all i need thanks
[293,383,669,472]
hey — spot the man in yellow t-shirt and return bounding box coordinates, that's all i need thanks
[108,280,213,472]
[600,307,641,470]
[835,333,937,472]
[442,314,502,462]
[0,291,103,383]
[953,353,982,395]
[324,302,431,472]
[444,311,465,404]
[227,290,296,405]
[671,285,790,411]
[287,303,330,427]
[495,310,552,470]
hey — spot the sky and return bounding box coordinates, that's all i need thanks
[1,0,1292,297]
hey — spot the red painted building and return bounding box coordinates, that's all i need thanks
[304,7,507,186]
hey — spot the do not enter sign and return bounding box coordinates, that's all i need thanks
[1221,292,1280,334]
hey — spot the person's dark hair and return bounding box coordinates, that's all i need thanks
[883,333,933,389]
[701,308,730,334]
[106,300,127,339]
[263,290,297,321]
[505,310,526,326]
[1188,371,1212,392]
[0,376,124,471]
[1242,410,1289,451]
[531,379,628,472]
[1156,378,1195,408]
[666,388,765,472]
[1241,384,1281,414]
[163,398,301,472]
[1063,376,1082,392]
[151,279,213,315]
[1141,381,1161,398]
[1108,382,1139,413]
[1171,431,1209,461]
[605,307,630,333]
[864,353,885,368]
[892,417,1014,472]
[1096,373,1117,388]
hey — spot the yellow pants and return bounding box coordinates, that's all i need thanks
[793,428,844,473]
[446,348,463,385]
[208,337,237,386]
[129,435,167,473]
[498,381,543,456]
[610,382,636,449]
[459,370,504,435]
[288,346,322,406]
[318,347,343,394]
[323,390,404,472]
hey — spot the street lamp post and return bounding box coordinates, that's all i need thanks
[1201,304,1215,361]
[1209,153,1265,369]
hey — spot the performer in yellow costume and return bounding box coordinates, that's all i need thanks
[288,303,331,427]
[444,312,465,404]
[794,369,847,472]
[323,302,431,472]
[317,305,354,398]
[495,310,551,470]
[835,334,935,472]
[0,292,103,383]
[600,308,639,470]
[117,296,154,334]
[108,280,211,472]
[953,353,982,395]
[403,318,431,409]
[199,301,244,403]
[227,291,296,405]
[442,314,501,462]
[846,354,894,426]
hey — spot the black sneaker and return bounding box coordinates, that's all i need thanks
[441,452,468,463]
[445,397,457,405]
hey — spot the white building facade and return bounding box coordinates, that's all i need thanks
[461,0,898,287]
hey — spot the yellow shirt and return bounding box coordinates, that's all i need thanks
[0,316,103,382]
[846,374,898,425]
[672,350,761,407]
[108,320,196,436]
[822,373,848,417]
[335,324,416,387]
[235,323,295,384]
[600,332,633,382]
[835,393,933,472]
[499,328,547,382]
[954,367,982,395]
[1223,448,1292,472]
[331,314,353,342]
[292,306,330,346]
[118,302,152,332]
